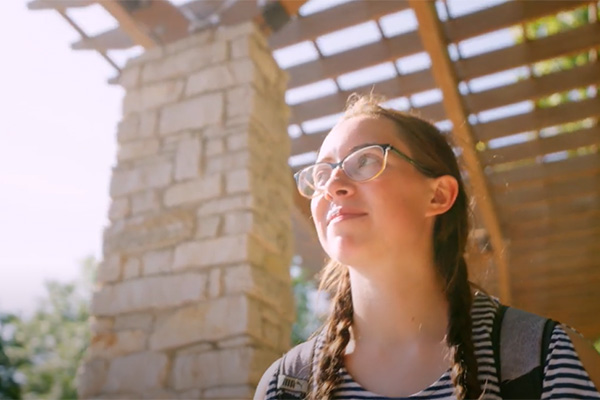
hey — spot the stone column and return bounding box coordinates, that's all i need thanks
[77,22,294,400]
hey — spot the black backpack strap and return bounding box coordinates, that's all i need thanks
[275,336,319,399]
[493,304,557,399]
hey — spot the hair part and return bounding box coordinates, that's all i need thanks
[311,94,482,400]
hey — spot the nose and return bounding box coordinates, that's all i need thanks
[322,166,354,201]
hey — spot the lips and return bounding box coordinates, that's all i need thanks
[326,206,367,225]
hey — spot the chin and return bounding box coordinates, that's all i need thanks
[324,235,369,266]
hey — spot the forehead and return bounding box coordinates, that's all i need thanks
[318,115,407,159]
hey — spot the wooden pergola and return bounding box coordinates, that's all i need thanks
[29,0,600,339]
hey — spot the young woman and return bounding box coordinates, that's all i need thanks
[255,95,600,399]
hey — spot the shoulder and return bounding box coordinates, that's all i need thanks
[545,324,600,396]
[254,357,282,400]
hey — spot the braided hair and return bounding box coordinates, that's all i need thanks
[310,94,482,400]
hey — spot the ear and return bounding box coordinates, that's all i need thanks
[425,175,459,217]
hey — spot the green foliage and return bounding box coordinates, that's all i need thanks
[595,338,600,354]
[0,314,22,399]
[5,256,96,400]
[290,264,326,345]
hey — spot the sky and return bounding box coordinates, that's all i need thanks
[0,0,123,314]
[0,0,519,315]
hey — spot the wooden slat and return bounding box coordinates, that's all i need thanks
[511,240,600,267]
[98,1,159,49]
[411,0,512,303]
[290,69,435,124]
[287,1,598,90]
[512,270,600,292]
[514,286,599,307]
[457,22,600,81]
[496,173,600,206]
[508,209,600,237]
[475,97,600,142]
[287,31,423,89]
[466,62,600,114]
[291,56,599,137]
[504,196,600,227]
[489,153,600,189]
[27,0,94,10]
[511,234,600,259]
[481,125,600,166]
[511,235,600,263]
[510,226,600,250]
[445,0,590,43]
[270,0,410,49]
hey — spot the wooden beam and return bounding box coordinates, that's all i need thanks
[97,0,157,49]
[410,0,512,303]
[506,208,600,234]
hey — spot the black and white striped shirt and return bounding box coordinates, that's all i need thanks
[265,293,600,399]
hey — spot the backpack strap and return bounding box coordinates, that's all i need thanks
[492,304,557,399]
[275,335,319,399]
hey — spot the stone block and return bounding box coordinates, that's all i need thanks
[205,138,224,156]
[90,317,114,334]
[225,85,254,119]
[171,346,265,391]
[173,235,248,270]
[225,169,251,194]
[139,111,158,138]
[88,330,147,359]
[103,209,194,254]
[110,162,173,197]
[117,114,139,143]
[215,21,258,42]
[149,295,256,351]
[159,93,223,136]
[90,273,207,316]
[174,137,201,181]
[142,249,173,276]
[118,65,140,89]
[203,385,254,400]
[123,257,141,280]
[117,139,160,162]
[223,211,254,235]
[77,358,108,399]
[185,65,236,96]
[197,194,254,216]
[103,352,168,394]
[163,174,222,208]
[195,215,221,239]
[131,190,160,215]
[108,198,130,221]
[208,268,221,298]
[97,254,122,284]
[114,312,154,331]
[205,151,250,173]
[141,42,228,84]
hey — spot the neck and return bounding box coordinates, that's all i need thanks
[347,257,449,348]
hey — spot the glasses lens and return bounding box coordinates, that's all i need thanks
[296,164,332,198]
[343,146,385,181]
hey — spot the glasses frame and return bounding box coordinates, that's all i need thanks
[294,143,435,198]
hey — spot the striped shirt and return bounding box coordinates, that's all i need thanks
[265,292,600,399]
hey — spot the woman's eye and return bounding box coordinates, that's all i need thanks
[357,155,376,168]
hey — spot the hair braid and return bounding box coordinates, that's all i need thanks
[311,262,353,400]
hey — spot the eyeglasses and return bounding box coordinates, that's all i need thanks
[294,144,434,199]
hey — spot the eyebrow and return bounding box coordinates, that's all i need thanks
[316,142,380,163]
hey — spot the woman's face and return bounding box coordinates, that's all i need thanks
[310,115,436,267]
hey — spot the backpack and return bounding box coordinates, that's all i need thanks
[274,305,557,399]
